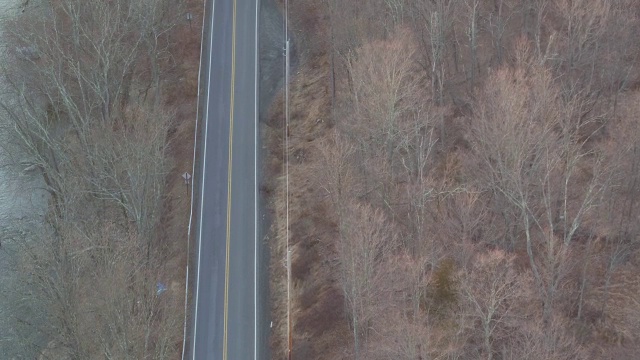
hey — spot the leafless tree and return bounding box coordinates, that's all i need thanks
[269,0,640,357]
[132,0,182,108]
[519,0,550,58]
[383,0,407,27]
[1,0,177,239]
[336,202,397,359]
[315,129,359,221]
[0,0,181,356]
[82,106,170,248]
[595,91,640,319]
[462,0,481,91]
[470,58,609,326]
[460,249,526,360]
[364,254,433,360]
[408,0,457,140]
[345,30,420,162]
[343,30,424,210]
[17,220,181,359]
[486,0,516,65]
[506,315,587,360]
[324,0,387,114]
[553,0,609,72]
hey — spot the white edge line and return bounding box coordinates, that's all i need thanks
[181,0,209,359]
[254,0,260,359]
[189,0,216,359]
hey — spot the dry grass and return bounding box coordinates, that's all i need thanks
[153,0,203,352]
[265,30,354,360]
[265,1,365,358]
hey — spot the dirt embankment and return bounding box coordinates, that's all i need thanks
[263,1,351,359]
[153,0,203,354]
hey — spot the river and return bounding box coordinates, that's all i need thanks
[0,0,49,358]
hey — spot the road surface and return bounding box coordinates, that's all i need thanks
[188,0,262,358]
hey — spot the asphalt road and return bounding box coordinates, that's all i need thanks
[188,0,262,358]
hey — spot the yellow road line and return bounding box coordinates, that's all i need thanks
[223,0,237,358]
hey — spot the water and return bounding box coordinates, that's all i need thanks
[0,0,49,358]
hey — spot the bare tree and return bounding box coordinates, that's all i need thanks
[460,249,526,360]
[364,254,434,360]
[343,30,424,209]
[336,202,397,359]
[383,0,407,27]
[395,100,442,260]
[486,0,516,65]
[268,0,640,356]
[519,0,550,58]
[462,0,481,91]
[324,0,388,114]
[314,129,359,221]
[598,1,640,116]
[596,91,640,319]
[16,219,181,359]
[0,0,181,356]
[506,315,587,360]
[554,0,609,72]
[83,106,170,247]
[345,29,420,163]
[409,0,457,140]
[470,58,608,326]
[132,0,182,108]
[1,0,177,205]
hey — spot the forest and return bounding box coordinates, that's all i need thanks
[0,0,200,358]
[268,0,640,359]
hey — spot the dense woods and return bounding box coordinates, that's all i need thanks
[0,0,199,358]
[269,0,640,359]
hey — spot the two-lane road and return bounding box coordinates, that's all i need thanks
[188,0,261,358]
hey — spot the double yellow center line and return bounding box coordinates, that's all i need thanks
[223,0,237,358]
